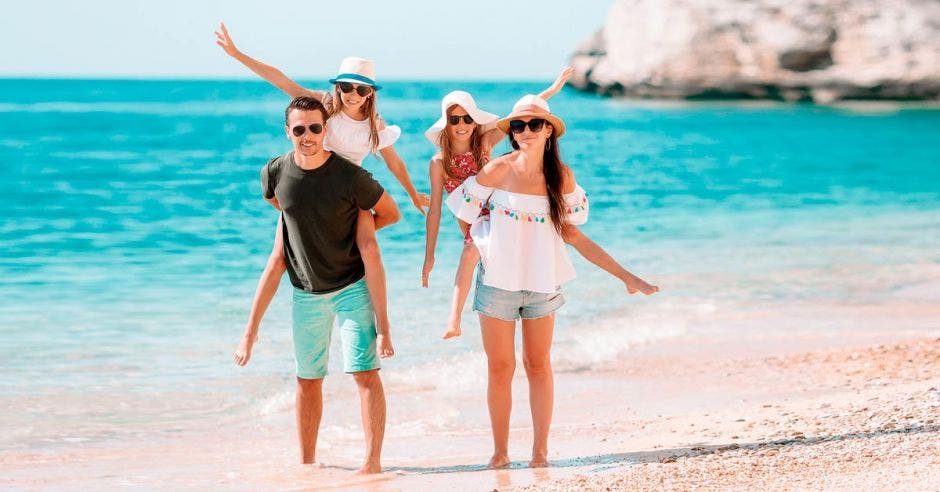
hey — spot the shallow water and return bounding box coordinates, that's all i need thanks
[1,79,938,484]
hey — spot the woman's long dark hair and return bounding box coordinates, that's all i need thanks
[509,129,567,233]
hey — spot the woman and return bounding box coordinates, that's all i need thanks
[446,95,658,468]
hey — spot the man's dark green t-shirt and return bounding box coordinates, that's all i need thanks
[261,152,384,294]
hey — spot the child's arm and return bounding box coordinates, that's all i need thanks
[215,22,325,100]
[423,157,446,287]
[378,145,430,215]
[356,210,394,358]
[561,224,659,295]
[443,241,480,339]
[538,66,575,101]
[235,215,287,366]
[482,67,575,153]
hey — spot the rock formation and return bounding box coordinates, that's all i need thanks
[570,0,940,102]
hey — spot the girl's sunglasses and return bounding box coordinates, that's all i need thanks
[448,115,474,125]
[291,124,324,137]
[508,118,546,134]
[337,82,373,97]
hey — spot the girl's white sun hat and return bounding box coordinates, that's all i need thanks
[425,90,499,146]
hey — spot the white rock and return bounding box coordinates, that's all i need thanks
[570,0,940,102]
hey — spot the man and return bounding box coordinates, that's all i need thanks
[233,96,400,474]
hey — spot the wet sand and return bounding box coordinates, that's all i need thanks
[3,316,938,490]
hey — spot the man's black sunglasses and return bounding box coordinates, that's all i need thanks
[291,124,324,137]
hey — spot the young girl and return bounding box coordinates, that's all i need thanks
[445,94,657,468]
[422,70,573,339]
[216,23,428,210]
[217,23,420,360]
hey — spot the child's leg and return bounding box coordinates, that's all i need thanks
[356,210,393,357]
[443,240,480,339]
[235,215,287,366]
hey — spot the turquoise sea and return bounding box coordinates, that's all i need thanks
[1,79,939,477]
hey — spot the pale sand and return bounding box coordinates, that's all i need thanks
[3,321,938,490]
[511,337,940,491]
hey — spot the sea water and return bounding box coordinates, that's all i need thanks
[1,79,938,472]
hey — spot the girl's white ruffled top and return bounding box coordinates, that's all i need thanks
[446,176,589,294]
[324,111,401,165]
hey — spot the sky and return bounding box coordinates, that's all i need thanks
[1,0,613,80]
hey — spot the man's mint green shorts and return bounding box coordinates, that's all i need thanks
[291,278,379,379]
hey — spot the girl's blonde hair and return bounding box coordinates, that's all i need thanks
[437,105,485,179]
[329,86,380,151]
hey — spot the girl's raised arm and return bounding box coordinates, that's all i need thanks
[538,67,574,101]
[215,22,325,101]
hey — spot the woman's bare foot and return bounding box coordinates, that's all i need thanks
[529,456,550,468]
[487,453,511,469]
[442,317,462,339]
[356,460,382,474]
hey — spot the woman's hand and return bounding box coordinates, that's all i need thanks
[625,275,659,295]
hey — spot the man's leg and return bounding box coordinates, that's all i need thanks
[352,369,385,474]
[333,279,385,473]
[292,288,333,464]
[296,376,324,464]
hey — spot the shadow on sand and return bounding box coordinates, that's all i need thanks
[387,423,940,475]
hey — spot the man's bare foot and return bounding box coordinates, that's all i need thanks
[442,318,462,339]
[356,460,382,474]
[487,453,511,469]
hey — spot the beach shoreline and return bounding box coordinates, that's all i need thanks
[4,309,937,491]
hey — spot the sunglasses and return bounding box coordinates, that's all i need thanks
[291,124,324,137]
[508,118,546,134]
[337,82,373,97]
[448,114,474,125]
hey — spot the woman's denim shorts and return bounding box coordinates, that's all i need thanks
[472,264,565,321]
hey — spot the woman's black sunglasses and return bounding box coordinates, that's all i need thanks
[337,82,373,97]
[291,124,324,137]
[448,115,474,125]
[508,118,546,134]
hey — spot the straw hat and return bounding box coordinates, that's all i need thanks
[424,90,499,146]
[496,95,566,138]
[328,57,382,90]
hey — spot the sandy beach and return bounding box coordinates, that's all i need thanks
[4,298,938,491]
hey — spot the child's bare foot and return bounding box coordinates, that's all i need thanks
[487,453,511,469]
[376,333,394,358]
[233,332,257,366]
[356,460,382,474]
[442,317,462,339]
